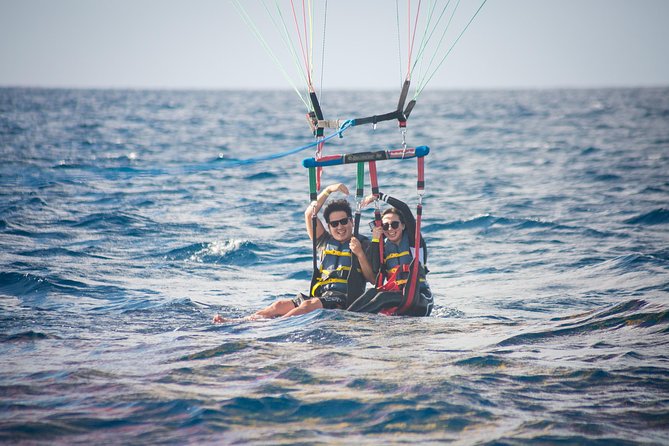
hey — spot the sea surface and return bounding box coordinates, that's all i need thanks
[1,87,668,445]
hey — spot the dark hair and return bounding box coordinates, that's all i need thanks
[324,199,352,223]
[382,207,405,223]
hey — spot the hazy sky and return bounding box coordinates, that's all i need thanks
[1,0,668,90]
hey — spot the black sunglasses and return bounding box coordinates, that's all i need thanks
[328,217,350,228]
[382,221,402,231]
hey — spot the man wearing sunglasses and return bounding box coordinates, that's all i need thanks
[216,183,374,321]
[347,191,433,317]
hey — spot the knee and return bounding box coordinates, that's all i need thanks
[271,299,294,310]
[299,298,322,310]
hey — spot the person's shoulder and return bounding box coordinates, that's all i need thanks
[316,231,332,248]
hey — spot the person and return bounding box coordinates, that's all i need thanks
[347,191,433,316]
[213,183,374,322]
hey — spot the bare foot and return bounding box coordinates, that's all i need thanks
[212,314,230,324]
[212,313,269,323]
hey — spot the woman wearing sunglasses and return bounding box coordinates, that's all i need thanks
[214,183,374,322]
[347,191,433,317]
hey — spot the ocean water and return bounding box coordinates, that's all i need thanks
[1,86,668,445]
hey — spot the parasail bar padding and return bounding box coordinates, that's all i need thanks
[317,119,345,129]
[350,110,403,127]
[302,146,429,168]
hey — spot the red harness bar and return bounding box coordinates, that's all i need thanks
[398,155,424,314]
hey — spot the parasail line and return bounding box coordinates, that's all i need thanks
[289,0,312,89]
[411,0,452,81]
[413,0,462,95]
[232,0,310,110]
[406,0,423,80]
[415,0,488,98]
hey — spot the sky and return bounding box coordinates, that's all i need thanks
[1,0,668,90]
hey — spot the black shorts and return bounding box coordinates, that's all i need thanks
[347,288,433,317]
[292,291,348,310]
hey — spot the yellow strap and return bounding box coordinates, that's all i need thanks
[311,277,348,296]
[319,265,351,278]
[384,251,410,262]
[393,278,425,286]
[322,249,352,258]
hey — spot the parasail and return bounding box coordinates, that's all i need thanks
[230,0,487,316]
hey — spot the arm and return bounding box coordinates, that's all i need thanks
[379,192,416,239]
[304,183,350,241]
[350,236,375,283]
[369,226,384,275]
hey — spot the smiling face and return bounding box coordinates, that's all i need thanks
[327,210,353,242]
[382,212,404,244]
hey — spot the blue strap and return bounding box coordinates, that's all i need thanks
[217,120,353,167]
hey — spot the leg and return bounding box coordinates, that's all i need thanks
[252,298,299,319]
[282,297,323,318]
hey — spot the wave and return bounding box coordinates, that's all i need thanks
[584,252,669,273]
[244,171,279,181]
[422,214,516,232]
[162,239,264,266]
[423,214,569,232]
[0,330,60,343]
[0,271,127,306]
[286,270,312,280]
[259,326,354,345]
[115,296,204,315]
[580,146,601,156]
[453,354,509,368]
[431,306,466,318]
[16,247,109,259]
[0,222,72,240]
[178,340,255,361]
[422,214,615,238]
[0,271,84,297]
[67,211,159,233]
[497,300,669,347]
[589,172,622,182]
[624,208,669,225]
[215,393,479,435]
